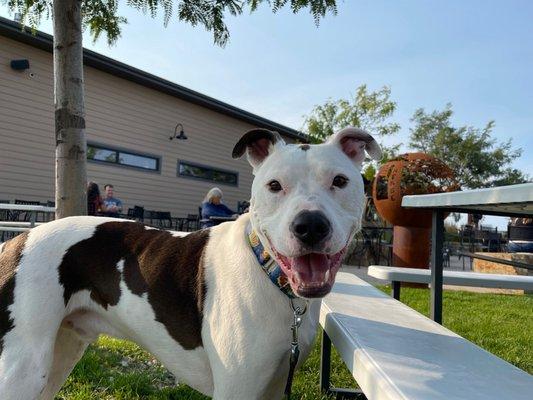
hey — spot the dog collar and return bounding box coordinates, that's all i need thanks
[246,223,296,299]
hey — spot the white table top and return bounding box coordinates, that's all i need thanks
[320,272,533,400]
[401,183,533,216]
[368,265,533,290]
[0,204,55,212]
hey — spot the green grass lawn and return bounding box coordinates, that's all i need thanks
[56,287,533,399]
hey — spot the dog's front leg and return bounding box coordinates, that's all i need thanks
[203,303,321,400]
[203,304,292,400]
[211,375,287,400]
[208,349,289,400]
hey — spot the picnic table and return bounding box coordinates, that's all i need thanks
[401,182,533,323]
[368,265,533,300]
[0,203,55,242]
[0,203,55,231]
[319,272,533,400]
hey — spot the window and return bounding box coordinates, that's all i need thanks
[178,161,238,186]
[87,144,160,172]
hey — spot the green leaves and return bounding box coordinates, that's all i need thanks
[303,85,401,183]
[83,0,126,44]
[304,87,528,188]
[4,0,338,46]
[3,0,51,31]
[304,85,401,145]
[409,105,528,189]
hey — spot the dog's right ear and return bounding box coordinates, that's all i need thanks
[232,129,284,169]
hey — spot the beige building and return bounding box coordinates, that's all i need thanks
[0,16,304,218]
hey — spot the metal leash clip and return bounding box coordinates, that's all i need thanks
[284,298,308,399]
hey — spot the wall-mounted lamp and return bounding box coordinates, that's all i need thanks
[10,59,30,71]
[169,123,188,141]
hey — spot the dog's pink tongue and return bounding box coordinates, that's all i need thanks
[292,253,329,283]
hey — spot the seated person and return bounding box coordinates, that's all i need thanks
[87,181,106,216]
[102,184,123,217]
[201,187,237,228]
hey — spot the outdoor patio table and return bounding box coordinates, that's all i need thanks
[0,203,55,226]
[401,182,533,323]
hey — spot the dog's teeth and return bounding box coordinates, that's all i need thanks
[324,269,330,282]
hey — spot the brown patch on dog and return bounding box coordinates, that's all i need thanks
[58,227,122,309]
[0,232,28,356]
[123,255,148,296]
[299,144,310,151]
[58,222,209,349]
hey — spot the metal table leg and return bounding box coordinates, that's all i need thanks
[320,328,332,393]
[391,281,401,300]
[430,210,444,324]
[320,329,367,399]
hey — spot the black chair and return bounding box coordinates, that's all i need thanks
[0,200,10,242]
[143,210,157,226]
[378,227,394,266]
[173,217,187,231]
[237,201,250,214]
[14,199,41,205]
[13,199,42,222]
[43,201,56,221]
[0,200,9,220]
[486,231,502,252]
[459,225,477,269]
[155,211,172,229]
[127,206,145,222]
[198,206,212,229]
[185,214,199,231]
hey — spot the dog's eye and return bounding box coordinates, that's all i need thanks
[332,175,349,188]
[267,180,283,192]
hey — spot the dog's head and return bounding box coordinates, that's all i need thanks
[233,127,381,298]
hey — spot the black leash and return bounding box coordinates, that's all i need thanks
[284,299,307,399]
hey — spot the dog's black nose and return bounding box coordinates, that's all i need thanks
[290,210,331,247]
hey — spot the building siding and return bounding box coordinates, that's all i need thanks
[0,35,295,216]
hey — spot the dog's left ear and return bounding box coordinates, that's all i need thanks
[232,128,285,169]
[327,127,382,166]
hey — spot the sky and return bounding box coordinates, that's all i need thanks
[1,0,532,228]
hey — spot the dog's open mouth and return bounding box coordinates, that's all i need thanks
[271,247,346,298]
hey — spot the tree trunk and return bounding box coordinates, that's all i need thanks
[54,0,87,218]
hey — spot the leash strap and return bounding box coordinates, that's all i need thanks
[284,299,307,399]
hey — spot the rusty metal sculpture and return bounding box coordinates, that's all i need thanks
[372,153,459,271]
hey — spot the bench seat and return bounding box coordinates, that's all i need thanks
[320,272,533,400]
[368,265,533,290]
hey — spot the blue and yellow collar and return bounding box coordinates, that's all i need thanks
[246,223,296,299]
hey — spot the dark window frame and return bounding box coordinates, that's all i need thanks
[177,160,239,187]
[87,142,161,173]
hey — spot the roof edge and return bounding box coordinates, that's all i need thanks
[0,16,308,142]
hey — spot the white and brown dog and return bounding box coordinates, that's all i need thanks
[0,127,380,400]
